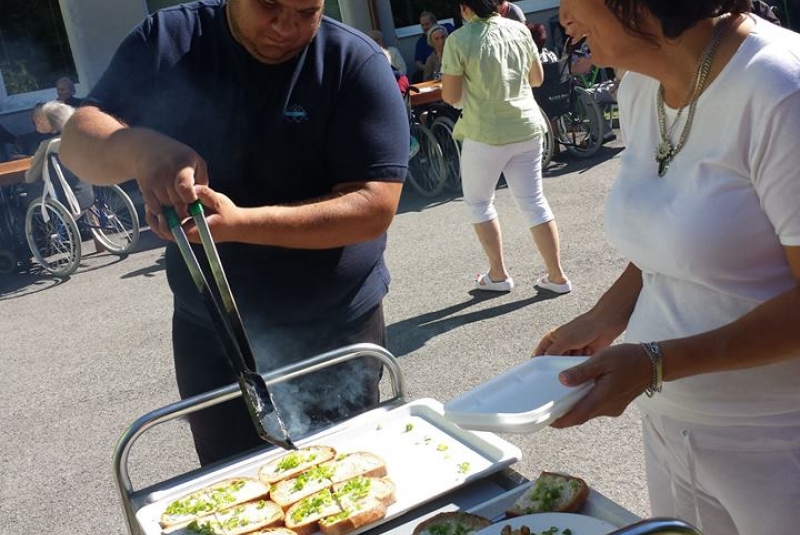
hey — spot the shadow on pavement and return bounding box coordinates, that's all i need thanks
[122,254,165,279]
[545,144,624,178]
[0,266,68,300]
[387,290,562,358]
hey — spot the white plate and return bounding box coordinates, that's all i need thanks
[443,356,592,433]
[475,513,617,535]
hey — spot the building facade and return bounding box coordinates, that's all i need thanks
[0,0,558,132]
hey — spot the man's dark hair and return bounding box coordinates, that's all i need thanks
[459,0,500,18]
[604,0,752,39]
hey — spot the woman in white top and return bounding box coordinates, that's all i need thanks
[536,1,800,534]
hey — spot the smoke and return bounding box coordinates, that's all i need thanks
[248,327,382,440]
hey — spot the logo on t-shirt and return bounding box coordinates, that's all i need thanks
[284,104,309,123]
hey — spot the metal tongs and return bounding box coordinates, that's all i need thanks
[164,201,296,451]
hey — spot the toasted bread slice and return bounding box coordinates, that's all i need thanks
[412,512,492,535]
[271,463,338,510]
[319,496,388,535]
[160,478,270,529]
[284,476,396,535]
[248,529,299,535]
[333,477,396,510]
[259,446,337,484]
[284,489,342,535]
[506,472,589,516]
[327,452,387,483]
[212,499,284,535]
[271,453,388,509]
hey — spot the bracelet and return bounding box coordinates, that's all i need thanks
[640,341,664,397]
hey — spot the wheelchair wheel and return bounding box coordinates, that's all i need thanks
[25,197,82,277]
[430,116,462,192]
[88,185,140,255]
[406,122,446,198]
[557,86,604,158]
[540,105,555,170]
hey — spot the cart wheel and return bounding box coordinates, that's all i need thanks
[0,249,18,274]
[25,197,82,277]
[88,185,140,255]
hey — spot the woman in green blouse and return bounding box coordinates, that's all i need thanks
[441,0,571,294]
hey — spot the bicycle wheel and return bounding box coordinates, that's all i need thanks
[539,105,555,170]
[406,122,446,198]
[430,116,462,192]
[25,197,82,277]
[558,86,604,158]
[88,184,140,255]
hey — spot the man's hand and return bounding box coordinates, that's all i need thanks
[120,128,209,238]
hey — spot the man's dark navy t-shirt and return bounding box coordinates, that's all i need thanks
[86,1,408,325]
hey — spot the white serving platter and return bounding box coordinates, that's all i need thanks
[443,356,593,433]
[474,512,617,535]
[135,398,521,535]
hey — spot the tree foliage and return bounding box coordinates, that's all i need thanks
[0,0,77,95]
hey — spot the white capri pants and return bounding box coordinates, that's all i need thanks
[460,136,554,227]
[642,410,800,535]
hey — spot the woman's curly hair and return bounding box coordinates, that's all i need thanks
[605,0,752,40]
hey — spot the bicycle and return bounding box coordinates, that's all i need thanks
[24,138,140,277]
[404,86,447,197]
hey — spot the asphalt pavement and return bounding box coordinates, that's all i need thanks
[0,136,649,535]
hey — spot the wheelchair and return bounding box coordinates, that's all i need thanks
[534,56,606,168]
[24,138,140,277]
[404,87,447,198]
[425,103,463,193]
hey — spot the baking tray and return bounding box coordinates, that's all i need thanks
[134,398,522,535]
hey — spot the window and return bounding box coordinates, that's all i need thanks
[390,0,458,29]
[0,0,77,95]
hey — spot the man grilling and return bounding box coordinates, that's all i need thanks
[60,0,409,466]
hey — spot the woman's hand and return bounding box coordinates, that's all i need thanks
[550,343,652,428]
[534,311,619,357]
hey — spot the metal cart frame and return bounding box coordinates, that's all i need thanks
[113,343,405,535]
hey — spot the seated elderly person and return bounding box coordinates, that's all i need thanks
[367,30,407,75]
[422,24,448,82]
[24,101,93,209]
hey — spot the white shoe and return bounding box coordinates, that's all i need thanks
[475,272,514,292]
[535,275,572,294]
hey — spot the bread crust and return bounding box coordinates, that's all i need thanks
[505,471,589,516]
[412,511,492,535]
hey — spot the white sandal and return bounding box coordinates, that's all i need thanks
[475,272,514,292]
[535,275,572,294]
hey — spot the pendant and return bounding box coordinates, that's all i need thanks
[655,141,673,177]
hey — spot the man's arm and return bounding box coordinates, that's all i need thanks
[61,106,206,221]
[192,180,402,249]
